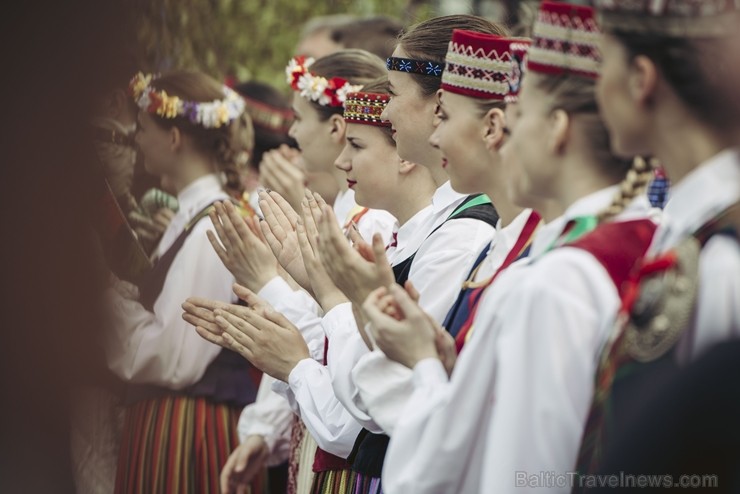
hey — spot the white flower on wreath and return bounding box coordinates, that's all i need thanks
[298,74,330,106]
[137,91,151,110]
[336,83,363,105]
[285,57,315,84]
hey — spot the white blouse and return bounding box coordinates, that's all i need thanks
[648,148,740,362]
[105,174,234,389]
[381,187,656,494]
[236,191,397,458]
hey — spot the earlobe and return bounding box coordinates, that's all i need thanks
[329,114,347,144]
[631,55,657,107]
[548,109,570,154]
[398,159,416,175]
[170,126,181,152]
[483,108,507,150]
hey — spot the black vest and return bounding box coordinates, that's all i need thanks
[349,194,499,478]
[125,204,259,408]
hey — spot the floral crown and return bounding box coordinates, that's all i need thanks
[129,72,246,129]
[285,56,362,108]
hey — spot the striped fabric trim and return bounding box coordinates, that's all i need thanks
[115,396,266,494]
[311,468,358,494]
[442,72,510,95]
[445,48,512,74]
[528,45,601,76]
[351,472,383,494]
[534,20,601,46]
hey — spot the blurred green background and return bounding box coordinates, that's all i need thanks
[130,0,553,89]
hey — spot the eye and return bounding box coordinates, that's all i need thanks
[349,140,363,150]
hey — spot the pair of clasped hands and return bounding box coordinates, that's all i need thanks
[180,187,456,493]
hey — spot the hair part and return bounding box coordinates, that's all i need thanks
[150,70,254,195]
[397,15,510,97]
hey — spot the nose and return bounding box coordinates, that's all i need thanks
[288,121,297,139]
[380,100,391,122]
[428,126,440,150]
[334,143,352,172]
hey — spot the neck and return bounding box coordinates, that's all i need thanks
[551,155,617,215]
[165,155,214,195]
[389,181,435,226]
[426,161,450,187]
[483,180,523,228]
[651,112,737,185]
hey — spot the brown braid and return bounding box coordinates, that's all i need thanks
[597,156,655,222]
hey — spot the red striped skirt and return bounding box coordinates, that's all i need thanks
[114,395,265,494]
[311,468,358,494]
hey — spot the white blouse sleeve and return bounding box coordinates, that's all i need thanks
[270,358,363,458]
[258,276,325,362]
[382,250,619,494]
[350,217,495,433]
[105,220,233,389]
[237,374,293,466]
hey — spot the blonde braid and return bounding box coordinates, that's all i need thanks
[597,156,655,222]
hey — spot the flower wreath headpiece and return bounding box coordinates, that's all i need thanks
[285,56,363,108]
[129,72,246,129]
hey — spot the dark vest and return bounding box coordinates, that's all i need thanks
[125,204,259,408]
[349,194,499,479]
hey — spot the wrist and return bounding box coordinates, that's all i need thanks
[316,289,349,313]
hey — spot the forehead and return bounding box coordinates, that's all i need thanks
[439,90,479,112]
[387,46,416,91]
[346,123,382,140]
[292,92,314,114]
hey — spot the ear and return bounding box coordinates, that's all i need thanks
[630,55,658,108]
[169,126,182,153]
[328,114,347,145]
[398,159,417,175]
[548,109,570,154]
[482,107,507,151]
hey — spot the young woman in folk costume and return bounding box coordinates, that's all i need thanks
[182,50,396,494]
[362,3,660,493]
[185,17,504,494]
[574,1,740,486]
[202,77,440,494]
[310,16,511,494]
[105,71,265,494]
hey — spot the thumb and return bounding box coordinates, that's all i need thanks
[233,283,264,307]
[404,280,421,303]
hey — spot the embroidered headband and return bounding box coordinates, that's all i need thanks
[386,57,444,77]
[285,56,362,108]
[506,39,532,103]
[595,0,740,37]
[441,30,514,100]
[528,1,602,79]
[129,72,246,129]
[242,96,294,134]
[343,92,391,127]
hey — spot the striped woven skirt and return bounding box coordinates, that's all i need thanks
[310,468,358,494]
[114,395,266,494]
[351,473,383,494]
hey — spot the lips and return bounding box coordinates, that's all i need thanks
[347,179,357,189]
[441,158,448,168]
